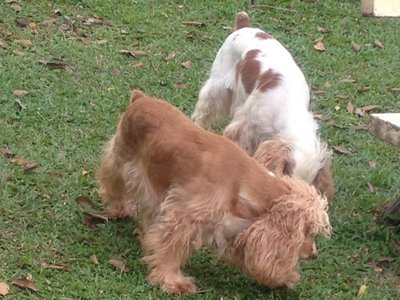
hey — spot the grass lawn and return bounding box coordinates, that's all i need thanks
[1,0,399,299]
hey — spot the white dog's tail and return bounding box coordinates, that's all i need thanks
[235,11,251,31]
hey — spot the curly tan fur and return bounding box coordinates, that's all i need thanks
[97,90,331,295]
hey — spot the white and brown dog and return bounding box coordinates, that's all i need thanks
[97,90,331,295]
[192,12,334,199]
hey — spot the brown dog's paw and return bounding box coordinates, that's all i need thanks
[161,276,197,296]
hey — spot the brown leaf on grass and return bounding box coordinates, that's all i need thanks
[389,87,400,93]
[1,147,14,158]
[113,68,121,76]
[95,39,107,45]
[54,8,62,15]
[118,50,146,58]
[12,158,40,171]
[357,284,367,297]
[0,40,6,49]
[108,259,131,272]
[392,240,400,255]
[90,254,99,265]
[367,182,377,193]
[332,146,352,155]
[369,160,377,169]
[346,101,354,114]
[350,124,368,131]
[81,16,113,26]
[0,28,13,37]
[28,22,38,32]
[11,3,22,12]
[15,98,27,109]
[42,18,58,26]
[38,60,68,70]
[75,196,95,208]
[165,51,176,61]
[314,40,326,52]
[82,169,89,176]
[12,278,38,292]
[132,62,143,68]
[0,282,10,296]
[338,78,356,84]
[174,82,187,89]
[13,50,24,56]
[182,21,204,27]
[316,25,327,33]
[323,81,331,88]
[13,89,29,96]
[181,60,192,69]
[14,39,32,48]
[351,41,361,52]
[40,262,71,272]
[313,114,323,120]
[374,39,384,49]
[358,86,370,93]
[354,105,378,117]
[311,87,325,95]
[15,18,29,27]
[336,93,349,99]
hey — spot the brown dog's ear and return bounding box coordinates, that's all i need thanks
[253,139,295,176]
[235,12,251,31]
[312,156,335,200]
[234,202,304,289]
[130,90,146,102]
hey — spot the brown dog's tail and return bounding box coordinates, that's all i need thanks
[235,11,251,31]
[130,90,146,102]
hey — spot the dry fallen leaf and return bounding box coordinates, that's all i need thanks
[95,39,107,45]
[108,259,131,272]
[13,278,38,292]
[11,3,22,12]
[0,282,10,296]
[361,105,378,112]
[28,22,38,32]
[332,146,352,155]
[38,60,68,70]
[311,87,326,95]
[351,41,361,52]
[338,78,356,84]
[174,82,187,89]
[182,20,204,27]
[389,87,400,93]
[346,101,354,114]
[313,114,323,120]
[392,240,400,255]
[357,284,367,297]
[13,50,24,56]
[367,182,377,193]
[181,60,192,69]
[132,62,143,68]
[316,25,327,33]
[354,105,378,117]
[15,18,29,27]
[165,51,176,61]
[118,49,146,58]
[374,39,384,49]
[350,124,368,131]
[90,254,99,265]
[13,89,29,96]
[82,169,89,176]
[114,68,122,76]
[40,262,70,272]
[75,196,95,208]
[15,98,27,109]
[12,158,40,171]
[0,40,6,49]
[358,86,370,93]
[314,40,326,52]
[14,39,32,48]
[1,147,14,158]
[336,93,349,99]
[369,160,377,169]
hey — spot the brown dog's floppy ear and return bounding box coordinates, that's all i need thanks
[234,196,306,289]
[130,90,146,102]
[253,139,295,176]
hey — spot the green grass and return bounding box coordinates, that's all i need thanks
[1,0,399,299]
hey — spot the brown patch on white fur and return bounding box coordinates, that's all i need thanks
[235,11,251,30]
[257,70,281,92]
[236,49,261,94]
[311,156,335,200]
[253,139,295,176]
[255,31,273,40]
[97,91,331,295]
